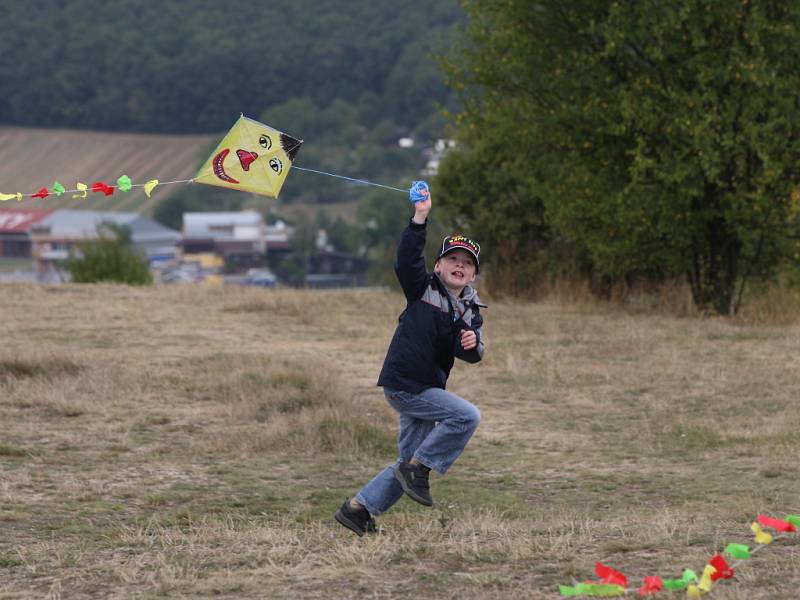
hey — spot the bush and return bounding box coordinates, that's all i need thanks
[67,222,153,285]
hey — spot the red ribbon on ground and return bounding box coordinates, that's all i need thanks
[595,563,628,588]
[638,575,663,596]
[708,555,734,581]
[32,187,49,199]
[757,515,796,533]
[91,182,115,196]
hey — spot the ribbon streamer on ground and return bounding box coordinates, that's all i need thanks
[662,569,698,590]
[686,564,716,597]
[557,514,797,597]
[594,563,628,588]
[751,521,774,545]
[638,576,663,596]
[724,543,750,560]
[708,555,733,581]
[559,583,625,597]
[757,515,796,533]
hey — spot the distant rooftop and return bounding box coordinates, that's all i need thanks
[0,208,53,233]
[31,209,179,242]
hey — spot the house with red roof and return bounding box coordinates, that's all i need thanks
[0,208,53,259]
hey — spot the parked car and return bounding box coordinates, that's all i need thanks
[242,268,277,288]
[158,262,204,284]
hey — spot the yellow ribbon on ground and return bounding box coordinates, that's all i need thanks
[73,182,88,199]
[699,565,715,592]
[143,179,159,198]
[751,522,773,545]
[0,192,22,201]
[686,564,716,597]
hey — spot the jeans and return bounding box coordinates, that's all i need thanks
[355,387,481,516]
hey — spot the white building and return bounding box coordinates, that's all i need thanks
[182,211,266,254]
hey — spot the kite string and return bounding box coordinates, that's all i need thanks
[132,178,194,188]
[291,165,409,194]
[240,114,409,195]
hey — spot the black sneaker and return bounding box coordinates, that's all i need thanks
[334,499,378,537]
[394,461,433,507]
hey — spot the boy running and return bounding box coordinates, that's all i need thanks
[335,184,486,536]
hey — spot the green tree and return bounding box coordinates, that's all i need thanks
[274,214,318,286]
[435,110,557,293]
[442,0,800,314]
[357,187,414,285]
[67,223,153,285]
[357,186,450,286]
[327,216,361,254]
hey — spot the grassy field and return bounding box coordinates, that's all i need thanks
[1,284,799,599]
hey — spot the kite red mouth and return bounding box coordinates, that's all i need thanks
[237,149,258,171]
[213,149,240,184]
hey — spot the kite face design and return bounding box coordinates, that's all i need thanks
[236,150,258,172]
[196,115,302,198]
[213,149,240,183]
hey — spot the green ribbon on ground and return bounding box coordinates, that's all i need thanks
[559,586,581,597]
[785,515,800,527]
[559,583,625,597]
[724,543,750,559]
[662,569,698,590]
[116,175,132,192]
[52,182,66,196]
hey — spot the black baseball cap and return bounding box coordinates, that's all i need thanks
[436,234,481,272]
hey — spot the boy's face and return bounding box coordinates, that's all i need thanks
[434,249,477,293]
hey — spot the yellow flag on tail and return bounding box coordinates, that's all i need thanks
[195,115,303,198]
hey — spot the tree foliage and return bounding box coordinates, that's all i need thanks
[440,0,800,313]
[67,223,153,285]
[0,0,462,135]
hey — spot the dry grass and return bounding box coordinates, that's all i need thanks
[503,275,800,326]
[1,283,799,599]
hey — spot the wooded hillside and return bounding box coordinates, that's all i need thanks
[0,0,462,136]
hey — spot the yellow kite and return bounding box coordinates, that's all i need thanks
[195,115,303,198]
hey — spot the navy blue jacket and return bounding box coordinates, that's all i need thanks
[377,219,485,393]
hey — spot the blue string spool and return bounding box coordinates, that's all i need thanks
[409,180,430,203]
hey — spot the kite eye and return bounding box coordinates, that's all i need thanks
[269,157,283,174]
[259,135,272,150]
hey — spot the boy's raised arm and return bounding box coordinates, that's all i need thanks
[394,187,432,302]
